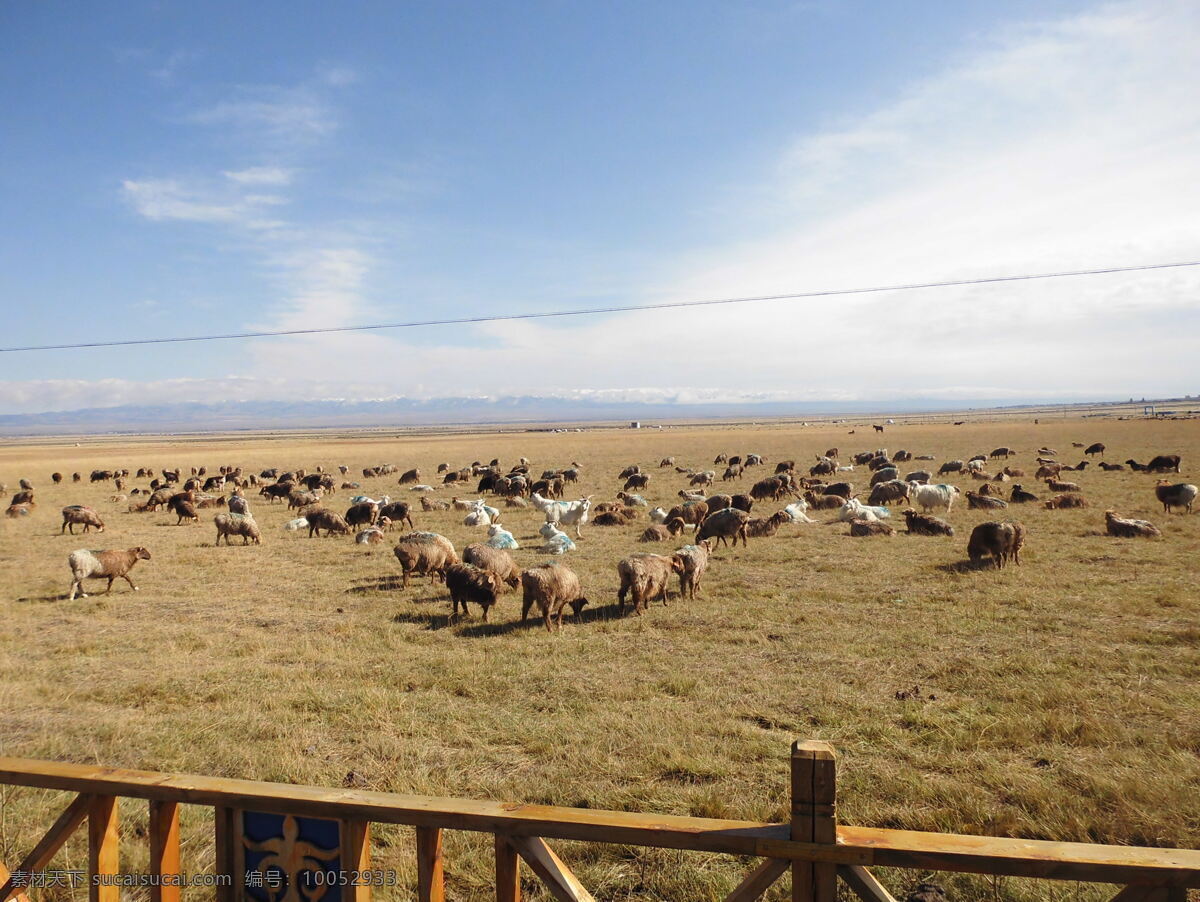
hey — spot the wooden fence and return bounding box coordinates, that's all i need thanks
[1,741,1197,902]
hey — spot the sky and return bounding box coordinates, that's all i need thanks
[1,0,1198,415]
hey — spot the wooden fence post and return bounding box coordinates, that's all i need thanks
[415,827,444,902]
[148,800,181,902]
[792,740,837,902]
[495,835,521,902]
[88,796,120,902]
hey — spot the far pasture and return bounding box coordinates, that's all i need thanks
[0,416,1197,900]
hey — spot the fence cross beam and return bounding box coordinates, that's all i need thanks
[0,792,93,902]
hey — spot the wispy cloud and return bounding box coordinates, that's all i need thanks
[122,178,286,228]
[223,166,295,186]
[188,86,335,140]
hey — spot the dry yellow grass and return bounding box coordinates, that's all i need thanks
[1,416,1198,900]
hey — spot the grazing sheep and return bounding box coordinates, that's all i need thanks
[398,467,421,485]
[288,489,321,510]
[379,501,416,529]
[623,473,651,492]
[345,501,380,529]
[869,467,900,487]
[659,457,675,467]
[937,460,964,475]
[445,563,503,620]
[902,509,955,537]
[61,505,105,534]
[746,510,792,538]
[1010,484,1039,504]
[303,508,351,537]
[967,521,1026,568]
[1155,481,1197,514]
[171,498,199,525]
[393,532,460,587]
[966,491,1008,510]
[67,547,151,600]
[868,480,909,507]
[672,541,712,600]
[617,553,682,614]
[520,562,589,631]
[989,447,1015,459]
[215,512,261,545]
[689,470,716,488]
[1084,442,1105,456]
[666,500,709,530]
[618,464,641,480]
[850,518,894,537]
[1104,510,1161,538]
[904,470,932,484]
[1044,494,1088,510]
[462,543,522,589]
[696,507,749,548]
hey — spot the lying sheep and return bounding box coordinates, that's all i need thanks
[1105,510,1161,538]
[355,526,388,545]
[1010,484,1039,504]
[214,512,261,545]
[648,506,668,523]
[966,491,1008,510]
[850,518,894,537]
[540,525,576,554]
[902,509,955,537]
[746,510,792,538]
[967,521,1026,568]
[462,543,522,589]
[836,499,891,523]
[520,562,589,632]
[1155,481,1197,514]
[592,508,637,526]
[1044,494,1088,510]
[672,541,711,600]
[393,532,460,588]
[283,517,309,531]
[1046,479,1081,493]
[61,505,105,534]
[67,547,151,600]
[445,564,503,620]
[640,524,673,542]
[617,553,683,614]
[484,524,519,550]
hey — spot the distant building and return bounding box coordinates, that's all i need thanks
[629,421,641,429]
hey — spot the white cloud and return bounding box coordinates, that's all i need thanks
[189,88,334,139]
[121,178,287,228]
[223,167,295,186]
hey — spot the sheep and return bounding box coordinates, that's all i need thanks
[665,500,708,530]
[672,541,712,600]
[868,481,909,507]
[171,498,199,525]
[723,464,744,481]
[462,543,522,589]
[966,491,1008,510]
[61,505,105,534]
[51,472,63,484]
[1002,466,1025,478]
[484,524,520,550]
[463,505,493,528]
[809,458,837,477]
[967,522,1026,568]
[989,447,1015,459]
[1144,454,1181,473]
[1084,442,1105,457]
[303,508,351,537]
[540,524,576,554]
[836,498,891,523]
[660,457,675,467]
[804,491,845,511]
[1099,461,1125,471]
[504,496,528,508]
[677,490,707,503]
[616,553,682,613]
[1009,484,1039,504]
[908,483,959,513]
[215,512,262,545]
[696,507,749,548]
[1155,481,1197,514]
[345,501,380,529]
[520,562,589,631]
[1034,464,1061,480]
[10,490,35,507]
[713,453,728,465]
[1104,510,1161,538]
[904,470,932,484]
[937,460,964,475]
[398,467,421,485]
[618,464,641,480]
[67,547,151,600]
[445,563,504,620]
[648,506,668,523]
[623,473,651,492]
[746,510,792,538]
[288,489,321,510]
[379,501,416,529]
[228,493,250,516]
[283,517,309,531]
[869,467,899,487]
[783,500,815,523]
[1046,479,1081,493]
[616,491,648,507]
[1044,494,1088,510]
[420,495,448,512]
[356,526,388,545]
[410,484,437,493]
[393,532,460,588]
[689,470,716,488]
[592,509,637,527]
[640,524,673,542]
[6,504,31,518]
[850,518,894,536]
[902,509,955,537]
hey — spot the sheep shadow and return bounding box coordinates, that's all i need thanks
[456,602,625,638]
[391,610,453,630]
[936,559,1009,574]
[14,592,71,604]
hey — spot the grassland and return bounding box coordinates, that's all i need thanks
[0,416,1197,901]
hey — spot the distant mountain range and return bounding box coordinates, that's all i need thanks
[0,394,1138,436]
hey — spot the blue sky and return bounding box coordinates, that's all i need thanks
[2,0,1198,413]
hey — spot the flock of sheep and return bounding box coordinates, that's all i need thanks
[3,437,1194,629]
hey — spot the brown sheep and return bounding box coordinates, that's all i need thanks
[618,464,641,480]
[592,509,637,527]
[355,527,388,545]
[67,547,152,600]
[171,498,199,525]
[61,505,105,534]
[288,489,321,510]
[421,496,450,511]
[623,473,650,492]
[345,501,380,529]
[6,504,32,518]
[445,563,503,620]
[746,510,792,538]
[659,457,675,467]
[966,491,1008,510]
[398,467,421,485]
[1104,511,1161,538]
[214,512,261,545]
[639,524,672,542]
[617,553,683,614]
[51,472,63,484]
[696,507,749,548]
[850,518,894,536]
[967,521,1026,568]
[1044,494,1088,510]
[379,501,416,529]
[1034,465,1061,480]
[1046,479,1081,493]
[672,541,712,600]
[665,500,708,529]
[520,562,588,632]
[1155,481,1197,514]
[902,509,955,537]
[1099,461,1125,471]
[804,491,844,510]
[393,532,460,588]
[462,543,522,589]
[867,481,909,506]
[303,507,351,537]
[10,490,35,508]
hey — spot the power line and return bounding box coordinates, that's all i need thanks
[3,258,1198,353]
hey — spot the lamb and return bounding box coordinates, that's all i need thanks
[696,507,749,548]
[462,543,522,589]
[445,563,503,620]
[849,518,894,536]
[967,521,1026,568]
[1044,494,1088,510]
[908,483,959,513]
[520,562,589,631]
[672,541,711,600]
[1010,484,1039,504]
[67,547,151,600]
[1155,481,1197,514]
[617,553,683,614]
[303,508,351,537]
[393,531,460,587]
[746,510,792,538]
[1104,510,1161,538]
[966,491,1008,510]
[902,509,955,537]
[61,505,105,534]
[214,512,262,545]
